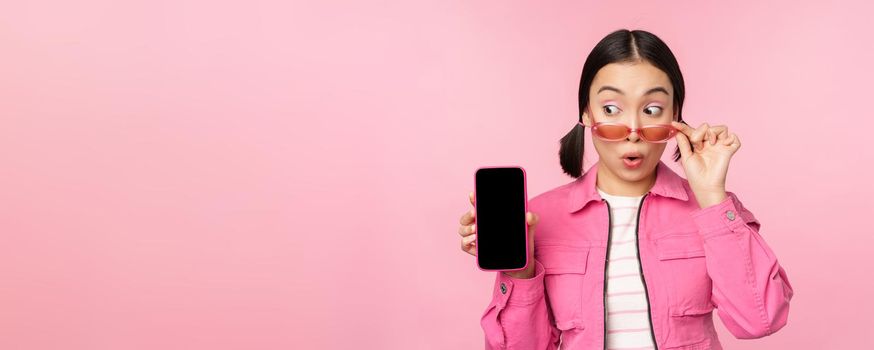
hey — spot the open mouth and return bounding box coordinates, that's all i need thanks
[621,153,644,168]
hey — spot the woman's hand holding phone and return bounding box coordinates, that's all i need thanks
[458,191,539,279]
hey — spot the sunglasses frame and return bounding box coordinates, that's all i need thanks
[580,105,680,143]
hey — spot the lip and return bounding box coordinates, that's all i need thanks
[621,151,643,159]
[621,151,644,169]
[622,157,643,169]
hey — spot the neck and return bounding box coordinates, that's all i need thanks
[596,162,657,197]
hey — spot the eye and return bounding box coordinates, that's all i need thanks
[644,105,663,116]
[603,105,621,116]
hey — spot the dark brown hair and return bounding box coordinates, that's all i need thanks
[559,29,687,178]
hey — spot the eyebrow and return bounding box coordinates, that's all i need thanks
[597,85,670,96]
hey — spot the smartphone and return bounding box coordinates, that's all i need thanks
[474,166,529,271]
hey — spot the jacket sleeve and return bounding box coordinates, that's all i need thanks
[480,258,561,349]
[690,191,795,339]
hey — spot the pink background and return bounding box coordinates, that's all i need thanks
[1,1,871,349]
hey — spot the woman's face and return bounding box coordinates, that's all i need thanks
[581,60,677,184]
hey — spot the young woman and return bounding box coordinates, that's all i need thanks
[457,29,794,350]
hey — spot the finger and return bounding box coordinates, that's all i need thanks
[671,121,695,138]
[730,133,741,149]
[462,233,477,247]
[671,120,693,134]
[458,223,475,237]
[469,191,476,206]
[720,129,733,145]
[461,235,477,256]
[707,125,726,145]
[690,123,710,150]
[707,125,727,145]
[690,123,709,143]
[675,129,693,161]
[709,125,728,134]
[460,207,476,225]
[712,126,729,144]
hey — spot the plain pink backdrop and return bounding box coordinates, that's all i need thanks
[1,0,871,349]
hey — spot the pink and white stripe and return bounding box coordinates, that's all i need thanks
[598,188,656,350]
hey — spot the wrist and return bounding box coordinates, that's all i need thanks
[694,190,728,209]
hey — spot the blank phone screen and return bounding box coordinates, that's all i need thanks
[475,167,527,270]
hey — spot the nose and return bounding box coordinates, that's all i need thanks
[626,129,641,142]
[626,114,642,142]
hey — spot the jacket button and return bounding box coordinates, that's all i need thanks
[500,282,507,294]
[726,210,736,221]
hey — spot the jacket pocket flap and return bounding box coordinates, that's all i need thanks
[656,234,705,260]
[670,303,715,317]
[536,244,589,274]
[555,318,585,331]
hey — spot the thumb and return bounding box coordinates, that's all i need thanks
[673,127,693,162]
[526,212,538,258]
[526,212,539,229]
[527,212,539,241]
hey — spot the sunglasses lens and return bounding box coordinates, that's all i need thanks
[594,125,628,140]
[640,127,674,142]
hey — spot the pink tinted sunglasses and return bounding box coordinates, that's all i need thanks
[579,105,680,143]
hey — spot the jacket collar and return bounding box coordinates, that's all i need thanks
[568,159,689,213]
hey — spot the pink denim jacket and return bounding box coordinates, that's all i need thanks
[480,160,794,349]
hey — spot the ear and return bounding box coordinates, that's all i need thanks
[581,110,592,127]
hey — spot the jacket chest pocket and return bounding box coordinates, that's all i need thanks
[537,244,590,331]
[655,234,714,315]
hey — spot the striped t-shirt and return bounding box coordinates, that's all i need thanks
[597,187,656,350]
